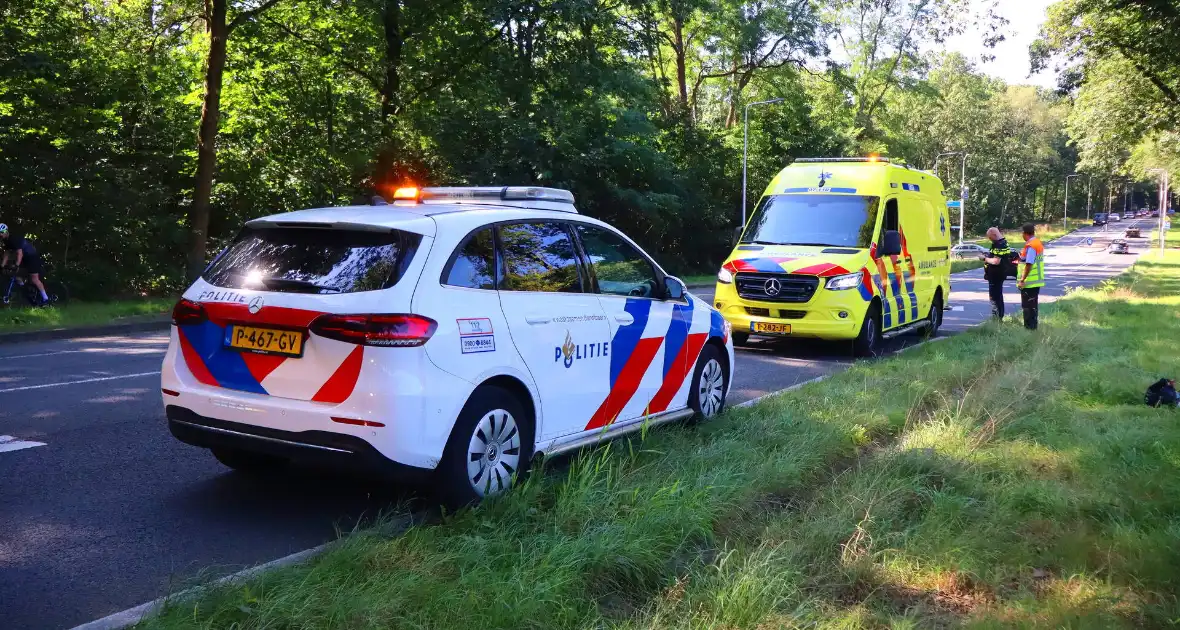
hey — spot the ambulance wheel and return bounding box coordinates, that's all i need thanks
[924,293,943,338]
[688,344,728,421]
[211,447,287,473]
[438,385,534,507]
[853,304,881,357]
[732,332,749,347]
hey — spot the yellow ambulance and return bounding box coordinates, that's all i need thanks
[714,157,952,355]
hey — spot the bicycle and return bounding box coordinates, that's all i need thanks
[1,266,69,307]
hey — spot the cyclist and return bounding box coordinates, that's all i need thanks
[0,224,50,305]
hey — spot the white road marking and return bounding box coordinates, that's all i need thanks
[0,349,91,360]
[0,371,158,394]
[0,435,46,453]
[0,348,167,360]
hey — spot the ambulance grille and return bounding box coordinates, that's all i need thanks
[734,273,818,303]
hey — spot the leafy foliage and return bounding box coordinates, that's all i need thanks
[0,0,1093,297]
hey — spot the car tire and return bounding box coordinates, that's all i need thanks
[923,292,943,339]
[211,447,287,473]
[732,331,749,347]
[852,303,881,357]
[437,385,534,507]
[688,343,727,421]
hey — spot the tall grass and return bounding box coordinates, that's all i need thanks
[143,253,1180,629]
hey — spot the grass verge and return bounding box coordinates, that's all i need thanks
[143,253,1180,629]
[1149,227,1178,248]
[950,259,985,274]
[679,274,717,287]
[0,298,173,333]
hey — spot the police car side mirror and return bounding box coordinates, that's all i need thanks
[878,230,902,257]
[664,276,686,301]
[732,226,743,246]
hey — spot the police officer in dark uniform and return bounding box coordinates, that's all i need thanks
[982,227,1014,320]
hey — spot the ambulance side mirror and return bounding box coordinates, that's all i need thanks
[878,230,902,257]
[732,226,743,246]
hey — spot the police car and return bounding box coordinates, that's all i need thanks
[161,186,733,504]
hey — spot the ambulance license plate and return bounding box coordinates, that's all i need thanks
[226,325,304,357]
[751,322,791,335]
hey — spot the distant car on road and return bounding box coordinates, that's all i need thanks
[161,185,733,505]
[951,243,989,259]
[1108,239,1130,254]
[1092,213,1107,226]
[1150,210,1160,217]
[1110,213,1121,221]
[1125,227,1141,238]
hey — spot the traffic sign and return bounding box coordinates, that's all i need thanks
[946,200,962,209]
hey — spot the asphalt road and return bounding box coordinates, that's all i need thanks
[0,219,1156,629]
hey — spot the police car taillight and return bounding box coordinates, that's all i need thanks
[310,314,437,347]
[172,299,207,326]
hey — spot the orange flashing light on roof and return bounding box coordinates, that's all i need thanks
[393,186,419,201]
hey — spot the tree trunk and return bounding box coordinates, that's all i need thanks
[672,16,688,118]
[380,0,402,129]
[724,70,752,128]
[186,0,229,280]
[373,0,402,190]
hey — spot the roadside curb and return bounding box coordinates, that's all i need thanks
[0,317,170,345]
[70,514,419,630]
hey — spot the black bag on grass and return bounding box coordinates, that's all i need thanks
[1144,378,1179,408]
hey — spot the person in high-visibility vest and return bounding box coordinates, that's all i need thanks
[1016,223,1045,330]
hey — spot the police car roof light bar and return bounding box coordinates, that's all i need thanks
[393,186,576,211]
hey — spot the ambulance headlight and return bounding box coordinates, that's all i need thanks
[825,272,861,291]
[717,267,734,284]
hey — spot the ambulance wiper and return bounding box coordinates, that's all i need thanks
[254,276,342,294]
[743,240,788,246]
[780,242,838,247]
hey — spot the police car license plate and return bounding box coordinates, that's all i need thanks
[751,322,791,334]
[226,325,304,357]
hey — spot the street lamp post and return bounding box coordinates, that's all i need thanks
[959,154,969,244]
[931,152,967,244]
[1085,176,1092,220]
[741,98,784,228]
[1148,168,1169,255]
[1064,174,1082,231]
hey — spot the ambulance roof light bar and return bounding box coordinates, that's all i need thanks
[392,186,577,212]
[793,157,901,163]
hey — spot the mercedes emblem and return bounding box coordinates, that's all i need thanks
[763,278,782,297]
[247,296,264,314]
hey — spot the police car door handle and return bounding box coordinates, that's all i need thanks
[614,313,634,325]
[524,315,551,325]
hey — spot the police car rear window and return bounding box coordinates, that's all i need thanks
[203,226,421,294]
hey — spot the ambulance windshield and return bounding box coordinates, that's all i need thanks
[740,194,881,249]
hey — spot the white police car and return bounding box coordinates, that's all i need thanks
[161,186,733,504]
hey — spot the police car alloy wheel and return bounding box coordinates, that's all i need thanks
[698,359,724,417]
[439,385,533,506]
[466,408,522,497]
[688,344,727,420]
